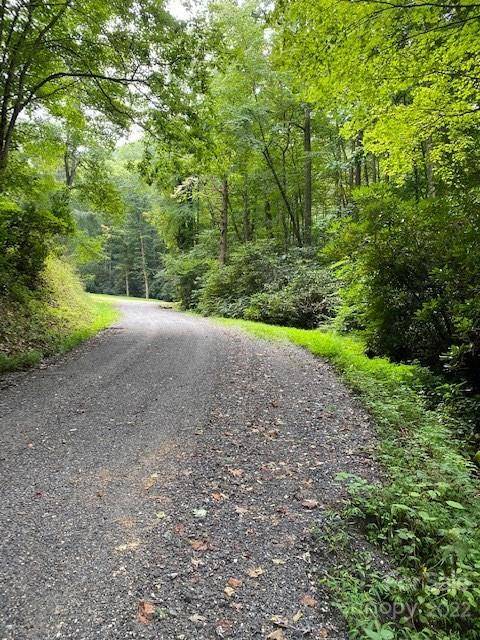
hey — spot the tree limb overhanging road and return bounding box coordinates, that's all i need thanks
[0,300,374,640]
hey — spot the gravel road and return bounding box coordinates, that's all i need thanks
[0,300,374,640]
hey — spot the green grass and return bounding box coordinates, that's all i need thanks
[0,258,120,374]
[215,318,480,639]
[89,292,177,308]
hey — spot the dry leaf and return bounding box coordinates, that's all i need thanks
[301,499,319,510]
[300,594,317,608]
[272,558,286,565]
[191,557,204,568]
[189,613,206,623]
[189,539,209,551]
[216,619,234,636]
[230,602,243,611]
[234,506,248,515]
[212,492,228,501]
[137,600,156,624]
[229,468,244,478]
[292,610,303,623]
[143,474,158,491]
[227,577,242,588]
[224,586,236,598]
[155,511,166,519]
[267,630,285,640]
[317,630,328,638]
[270,615,288,627]
[115,540,140,552]
[247,566,264,578]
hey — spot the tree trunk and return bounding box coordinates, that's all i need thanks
[262,148,302,246]
[264,200,273,238]
[354,133,363,187]
[139,234,149,299]
[219,177,228,266]
[422,138,436,197]
[303,105,312,244]
[125,269,130,297]
[242,188,252,242]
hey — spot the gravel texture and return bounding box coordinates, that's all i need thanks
[0,300,375,640]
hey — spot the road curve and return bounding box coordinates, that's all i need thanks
[0,300,374,640]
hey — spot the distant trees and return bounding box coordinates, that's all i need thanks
[2,0,480,384]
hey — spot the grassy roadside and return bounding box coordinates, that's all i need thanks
[215,318,480,639]
[0,258,120,374]
[90,292,178,308]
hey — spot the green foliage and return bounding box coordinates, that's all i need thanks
[244,265,337,328]
[0,256,118,372]
[0,190,73,293]
[164,233,218,309]
[178,240,338,328]
[328,185,480,386]
[217,316,480,639]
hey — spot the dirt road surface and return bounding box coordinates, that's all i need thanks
[0,300,374,639]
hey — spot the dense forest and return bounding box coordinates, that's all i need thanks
[1,0,480,638]
[2,0,479,383]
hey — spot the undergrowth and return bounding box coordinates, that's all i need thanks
[0,256,119,373]
[215,318,480,639]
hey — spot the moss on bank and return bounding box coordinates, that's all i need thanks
[0,256,119,373]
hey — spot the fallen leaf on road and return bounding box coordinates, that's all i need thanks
[212,492,228,501]
[224,586,236,598]
[234,506,248,515]
[300,594,317,608]
[189,613,206,623]
[301,499,319,509]
[137,600,156,624]
[272,558,286,565]
[189,539,209,551]
[216,619,233,636]
[227,577,242,588]
[115,540,140,552]
[229,468,244,478]
[270,615,288,627]
[267,630,285,640]
[191,557,204,568]
[292,610,303,623]
[156,511,166,519]
[193,508,208,519]
[143,474,158,491]
[247,566,264,578]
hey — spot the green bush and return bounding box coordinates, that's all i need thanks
[328,185,480,387]
[164,232,218,309]
[197,240,281,316]
[245,265,337,328]
[194,240,337,328]
[0,255,118,370]
[0,191,73,294]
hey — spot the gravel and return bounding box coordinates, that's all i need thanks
[0,300,375,639]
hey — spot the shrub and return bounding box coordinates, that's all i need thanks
[245,265,337,328]
[164,232,218,309]
[195,240,337,328]
[0,191,73,294]
[196,240,281,316]
[328,185,480,387]
[0,255,117,370]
